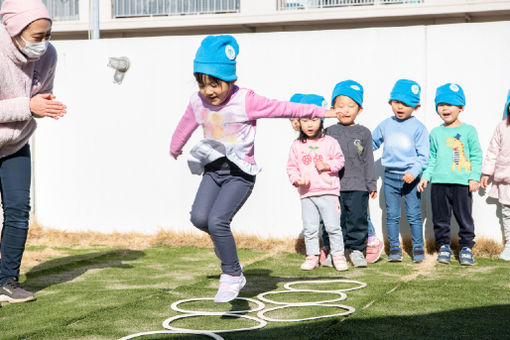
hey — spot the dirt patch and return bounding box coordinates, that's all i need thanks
[21,248,68,273]
[399,255,437,282]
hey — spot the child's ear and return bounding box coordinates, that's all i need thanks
[413,104,421,111]
[358,106,364,115]
[459,105,464,111]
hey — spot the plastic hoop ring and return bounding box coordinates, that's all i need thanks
[162,313,267,333]
[256,289,346,305]
[170,297,265,315]
[118,330,224,340]
[257,303,356,322]
[284,279,367,292]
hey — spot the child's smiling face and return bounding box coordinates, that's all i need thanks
[390,100,418,120]
[437,103,463,126]
[333,95,362,126]
[198,75,233,106]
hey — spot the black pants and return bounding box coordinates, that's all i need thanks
[340,191,368,252]
[431,183,475,249]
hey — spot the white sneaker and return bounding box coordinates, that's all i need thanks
[499,242,510,261]
[214,273,246,303]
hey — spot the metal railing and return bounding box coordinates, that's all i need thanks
[278,0,423,10]
[0,0,79,21]
[113,0,240,18]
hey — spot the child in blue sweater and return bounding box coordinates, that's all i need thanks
[372,79,429,263]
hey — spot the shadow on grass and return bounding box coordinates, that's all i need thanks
[23,249,145,293]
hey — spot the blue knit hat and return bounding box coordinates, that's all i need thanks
[193,35,239,81]
[389,79,421,107]
[434,83,466,110]
[331,80,363,107]
[504,90,510,120]
[290,93,327,108]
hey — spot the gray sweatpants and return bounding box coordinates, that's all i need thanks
[502,203,510,242]
[301,195,344,256]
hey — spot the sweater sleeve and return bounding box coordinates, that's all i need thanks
[169,102,199,158]
[468,127,483,182]
[0,97,32,123]
[37,44,57,94]
[409,124,429,178]
[363,129,377,192]
[287,142,302,185]
[421,130,436,182]
[327,138,345,174]
[245,90,325,120]
[481,124,501,176]
[372,122,384,151]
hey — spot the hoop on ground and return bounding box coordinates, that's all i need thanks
[162,313,267,333]
[256,289,346,305]
[119,330,224,340]
[171,297,265,314]
[284,279,367,292]
[257,303,356,322]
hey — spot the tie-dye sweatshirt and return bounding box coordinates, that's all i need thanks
[170,86,325,175]
[372,116,429,177]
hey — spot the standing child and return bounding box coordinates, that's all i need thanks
[326,80,382,267]
[373,79,429,263]
[286,94,347,271]
[170,35,339,303]
[417,83,482,266]
[480,91,510,261]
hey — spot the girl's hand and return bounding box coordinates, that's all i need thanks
[171,150,182,160]
[30,93,67,120]
[402,172,415,184]
[293,179,310,187]
[469,180,480,193]
[315,161,330,172]
[480,175,490,189]
[369,191,378,199]
[417,178,428,192]
[324,108,341,118]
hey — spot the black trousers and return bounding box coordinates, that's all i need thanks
[431,183,475,249]
[340,191,368,252]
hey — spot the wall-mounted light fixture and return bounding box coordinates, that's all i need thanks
[107,57,130,84]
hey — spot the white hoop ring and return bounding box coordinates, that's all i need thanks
[257,303,356,322]
[162,313,267,333]
[256,289,346,305]
[284,279,367,292]
[118,330,224,340]
[171,297,265,315]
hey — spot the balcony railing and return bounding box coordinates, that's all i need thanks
[0,0,79,21]
[278,0,423,10]
[113,0,240,18]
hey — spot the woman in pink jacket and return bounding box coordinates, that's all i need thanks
[0,0,66,304]
[481,93,510,260]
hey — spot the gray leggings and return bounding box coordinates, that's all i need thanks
[301,195,345,256]
[190,158,255,276]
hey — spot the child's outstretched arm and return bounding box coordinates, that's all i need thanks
[169,103,199,159]
[245,90,328,120]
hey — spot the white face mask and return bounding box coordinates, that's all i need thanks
[16,35,49,59]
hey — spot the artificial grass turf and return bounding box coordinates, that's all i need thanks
[0,245,509,339]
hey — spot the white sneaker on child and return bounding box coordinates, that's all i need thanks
[499,242,510,261]
[214,273,246,303]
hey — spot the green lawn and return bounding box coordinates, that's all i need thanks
[1,245,510,339]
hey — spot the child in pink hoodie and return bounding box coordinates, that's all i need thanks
[286,94,347,271]
[481,92,510,261]
[170,35,339,303]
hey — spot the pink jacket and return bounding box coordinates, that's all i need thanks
[287,135,345,199]
[170,86,325,175]
[482,121,510,183]
[0,25,57,159]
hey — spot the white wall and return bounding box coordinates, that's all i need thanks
[33,21,510,242]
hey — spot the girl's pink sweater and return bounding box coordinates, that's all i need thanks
[287,135,345,199]
[0,25,57,159]
[482,120,510,204]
